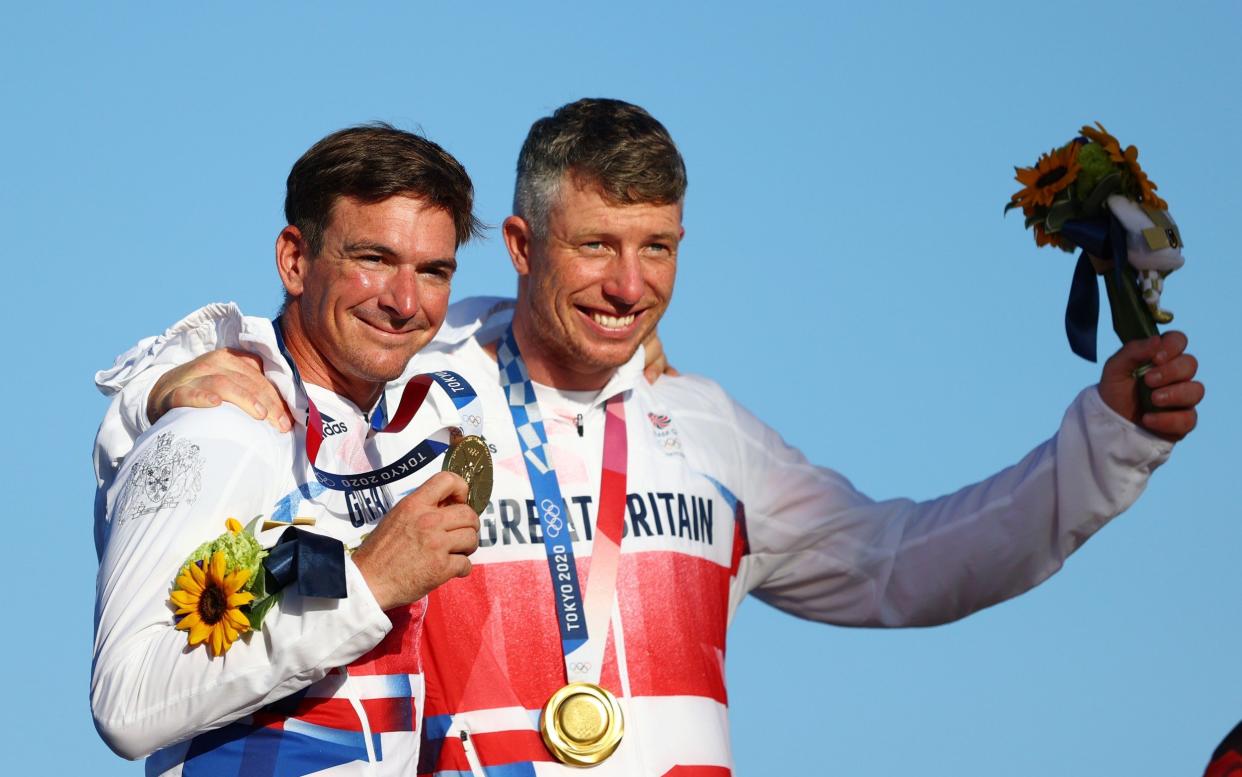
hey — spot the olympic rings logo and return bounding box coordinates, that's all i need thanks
[541,498,563,537]
[570,662,592,674]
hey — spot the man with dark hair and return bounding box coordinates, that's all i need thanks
[92,124,486,773]
[286,123,484,258]
[96,98,1203,774]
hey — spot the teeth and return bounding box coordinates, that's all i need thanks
[591,312,635,329]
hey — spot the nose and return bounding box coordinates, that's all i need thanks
[601,249,643,307]
[378,266,421,320]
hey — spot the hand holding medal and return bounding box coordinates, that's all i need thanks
[351,471,483,610]
[270,320,494,608]
[316,366,492,609]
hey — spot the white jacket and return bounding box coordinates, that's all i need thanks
[92,303,486,774]
[92,299,1173,776]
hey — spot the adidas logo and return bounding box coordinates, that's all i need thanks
[320,413,348,436]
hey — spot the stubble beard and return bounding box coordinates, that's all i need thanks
[533,302,649,382]
[311,322,420,396]
[337,339,420,386]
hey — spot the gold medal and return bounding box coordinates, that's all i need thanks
[540,682,624,766]
[441,435,493,516]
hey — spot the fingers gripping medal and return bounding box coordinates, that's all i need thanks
[441,435,493,515]
[498,327,630,766]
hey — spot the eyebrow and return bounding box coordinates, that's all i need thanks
[342,241,397,256]
[569,231,682,243]
[647,231,681,243]
[341,241,457,270]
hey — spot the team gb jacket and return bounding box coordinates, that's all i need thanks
[92,298,1173,776]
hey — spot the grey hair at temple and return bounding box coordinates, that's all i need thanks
[513,98,688,238]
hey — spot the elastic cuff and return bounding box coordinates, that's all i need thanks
[1086,385,1174,459]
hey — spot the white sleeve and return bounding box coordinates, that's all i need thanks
[734,387,1173,627]
[93,303,245,557]
[93,364,176,556]
[91,405,391,760]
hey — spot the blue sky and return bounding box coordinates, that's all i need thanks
[3,2,1239,773]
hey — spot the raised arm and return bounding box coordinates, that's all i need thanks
[732,335,1200,627]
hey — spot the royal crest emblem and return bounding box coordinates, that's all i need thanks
[115,432,204,527]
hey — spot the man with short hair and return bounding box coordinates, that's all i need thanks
[96,99,1203,774]
[92,123,488,773]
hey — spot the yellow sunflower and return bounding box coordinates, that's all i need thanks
[1080,122,1167,210]
[1011,142,1081,211]
[171,550,254,656]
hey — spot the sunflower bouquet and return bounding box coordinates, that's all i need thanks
[1005,123,1184,371]
[169,517,347,657]
[169,518,277,657]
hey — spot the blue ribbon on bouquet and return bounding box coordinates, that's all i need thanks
[1058,213,1130,363]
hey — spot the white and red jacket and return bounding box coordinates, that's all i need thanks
[92,298,1173,776]
[92,303,485,775]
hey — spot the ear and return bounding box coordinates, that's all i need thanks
[502,215,534,277]
[275,226,310,297]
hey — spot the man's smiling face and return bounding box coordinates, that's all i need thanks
[514,176,682,389]
[283,194,458,401]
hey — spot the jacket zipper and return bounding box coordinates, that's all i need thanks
[460,728,487,777]
[341,667,378,770]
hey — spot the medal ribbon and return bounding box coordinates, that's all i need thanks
[497,326,628,685]
[272,319,483,492]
